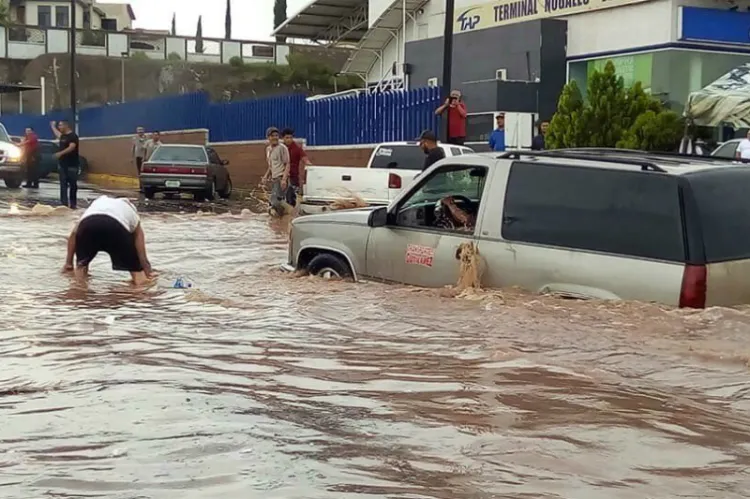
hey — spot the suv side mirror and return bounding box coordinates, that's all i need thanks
[367,206,388,227]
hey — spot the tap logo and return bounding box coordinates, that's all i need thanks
[457,8,481,31]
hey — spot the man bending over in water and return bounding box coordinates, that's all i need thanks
[63,195,153,284]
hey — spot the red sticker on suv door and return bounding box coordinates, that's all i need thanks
[405,244,434,267]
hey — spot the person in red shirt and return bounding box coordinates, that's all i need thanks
[281,128,311,206]
[20,126,40,188]
[435,89,467,145]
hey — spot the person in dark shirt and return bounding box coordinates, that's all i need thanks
[50,120,80,209]
[281,127,311,206]
[418,130,445,171]
[531,120,549,150]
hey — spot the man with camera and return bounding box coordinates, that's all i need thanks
[435,89,467,146]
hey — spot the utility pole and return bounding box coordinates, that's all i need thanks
[70,0,77,131]
[440,0,455,142]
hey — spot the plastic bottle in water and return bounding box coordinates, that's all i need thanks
[173,277,193,289]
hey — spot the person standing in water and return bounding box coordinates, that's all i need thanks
[63,195,153,285]
[21,126,40,188]
[262,127,290,216]
[50,120,80,209]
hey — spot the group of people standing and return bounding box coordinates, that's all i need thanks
[263,127,311,216]
[17,120,80,208]
[131,126,162,175]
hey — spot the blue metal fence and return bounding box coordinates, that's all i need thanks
[208,93,307,143]
[0,86,442,146]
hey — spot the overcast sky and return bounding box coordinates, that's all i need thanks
[110,0,310,41]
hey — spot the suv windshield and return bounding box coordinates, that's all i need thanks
[149,146,207,163]
[370,145,429,170]
[689,168,750,262]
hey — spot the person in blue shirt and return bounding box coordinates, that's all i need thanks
[489,113,506,151]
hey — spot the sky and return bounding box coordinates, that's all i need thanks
[108,0,310,41]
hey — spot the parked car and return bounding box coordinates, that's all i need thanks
[0,125,25,188]
[302,141,474,213]
[140,144,232,201]
[283,149,750,308]
[712,139,741,159]
[9,137,89,178]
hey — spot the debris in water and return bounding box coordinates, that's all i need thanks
[329,194,368,210]
[8,203,20,215]
[441,242,503,302]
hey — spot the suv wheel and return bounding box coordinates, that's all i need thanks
[4,177,21,189]
[307,253,352,280]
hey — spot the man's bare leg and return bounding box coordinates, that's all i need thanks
[130,271,150,285]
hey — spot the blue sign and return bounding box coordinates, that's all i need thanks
[681,6,750,45]
[457,7,481,31]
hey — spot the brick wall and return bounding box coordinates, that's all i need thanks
[81,129,374,189]
[80,130,208,177]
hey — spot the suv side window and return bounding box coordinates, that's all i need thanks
[502,162,685,261]
[712,141,738,159]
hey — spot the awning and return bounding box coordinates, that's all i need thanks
[0,83,41,94]
[342,0,429,77]
[685,63,750,128]
[272,0,368,44]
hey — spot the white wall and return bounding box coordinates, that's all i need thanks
[565,0,672,58]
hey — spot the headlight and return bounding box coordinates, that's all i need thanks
[5,145,22,161]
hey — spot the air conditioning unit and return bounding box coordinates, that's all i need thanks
[427,77,438,87]
[496,69,507,81]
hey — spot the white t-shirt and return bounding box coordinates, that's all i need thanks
[736,139,750,159]
[80,196,140,233]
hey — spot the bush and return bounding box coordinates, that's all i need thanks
[547,61,682,151]
[229,56,244,67]
[167,51,182,61]
[130,51,149,61]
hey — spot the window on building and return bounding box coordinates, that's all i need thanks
[501,162,685,262]
[55,6,69,28]
[37,6,52,27]
[251,45,274,58]
[102,18,117,31]
[16,6,26,24]
[466,113,494,143]
[83,9,91,29]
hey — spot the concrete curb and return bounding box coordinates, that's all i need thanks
[85,173,140,189]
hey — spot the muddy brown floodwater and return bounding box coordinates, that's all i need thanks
[2,205,750,498]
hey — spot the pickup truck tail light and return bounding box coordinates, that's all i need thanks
[388,173,402,189]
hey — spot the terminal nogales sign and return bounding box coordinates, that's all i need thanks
[456,0,650,32]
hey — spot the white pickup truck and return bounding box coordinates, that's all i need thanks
[302,141,474,212]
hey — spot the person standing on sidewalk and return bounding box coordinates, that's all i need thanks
[281,128,310,207]
[489,113,506,152]
[144,130,162,161]
[50,120,80,209]
[262,127,290,216]
[21,126,40,188]
[435,89,468,145]
[132,126,148,175]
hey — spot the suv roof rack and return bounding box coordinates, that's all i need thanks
[500,150,668,173]
[557,147,733,163]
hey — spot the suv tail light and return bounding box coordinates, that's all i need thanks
[679,264,707,308]
[388,173,402,189]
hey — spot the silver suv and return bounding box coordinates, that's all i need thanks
[0,123,24,188]
[283,149,750,308]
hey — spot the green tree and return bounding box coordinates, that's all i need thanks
[546,60,683,151]
[0,1,9,26]
[617,110,684,151]
[274,0,287,43]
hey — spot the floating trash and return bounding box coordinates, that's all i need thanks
[172,277,193,289]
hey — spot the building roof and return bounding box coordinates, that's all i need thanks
[272,0,368,44]
[342,0,429,76]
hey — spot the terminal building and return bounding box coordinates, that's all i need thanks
[275,0,750,144]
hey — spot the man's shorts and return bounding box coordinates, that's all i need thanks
[75,215,142,272]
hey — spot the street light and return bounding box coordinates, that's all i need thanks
[440,0,455,142]
[70,0,77,131]
[120,51,129,102]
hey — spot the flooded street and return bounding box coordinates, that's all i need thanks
[2,187,750,498]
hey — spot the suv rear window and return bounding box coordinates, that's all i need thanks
[688,168,750,262]
[502,162,685,262]
[370,145,426,170]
